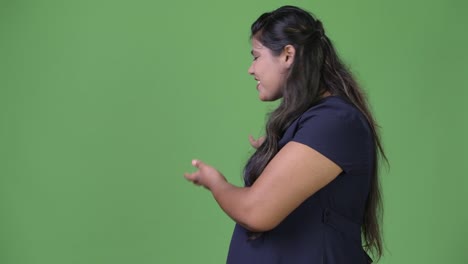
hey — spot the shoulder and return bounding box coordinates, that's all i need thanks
[292,96,374,172]
[299,95,372,134]
[300,96,365,124]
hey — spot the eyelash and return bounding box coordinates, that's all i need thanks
[253,56,259,61]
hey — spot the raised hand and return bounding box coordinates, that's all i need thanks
[249,135,266,149]
[184,159,227,190]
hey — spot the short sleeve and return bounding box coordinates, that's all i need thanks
[292,106,372,173]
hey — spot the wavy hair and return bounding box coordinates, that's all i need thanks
[244,5,387,260]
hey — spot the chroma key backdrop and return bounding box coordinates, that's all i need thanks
[1,0,467,263]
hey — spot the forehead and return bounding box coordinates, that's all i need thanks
[251,38,265,50]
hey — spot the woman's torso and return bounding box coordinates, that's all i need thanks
[227,96,374,264]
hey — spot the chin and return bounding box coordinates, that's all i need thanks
[259,95,271,101]
[259,93,281,102]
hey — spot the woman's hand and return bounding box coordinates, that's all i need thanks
[249,135,266,149]
[184,160,227,190]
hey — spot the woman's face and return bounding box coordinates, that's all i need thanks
[248,38,289,101]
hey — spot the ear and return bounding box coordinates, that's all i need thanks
[281,45,296,68]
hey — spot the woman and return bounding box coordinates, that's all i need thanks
[184,5,386,264]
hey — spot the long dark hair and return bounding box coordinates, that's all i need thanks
[244,5,387,260]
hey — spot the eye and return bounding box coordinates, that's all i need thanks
[253,56,259,61]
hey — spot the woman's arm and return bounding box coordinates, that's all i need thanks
[184,141,342,232]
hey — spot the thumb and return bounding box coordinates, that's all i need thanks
[192,159,206,169]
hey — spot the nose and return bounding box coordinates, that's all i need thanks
[248,63,254,75]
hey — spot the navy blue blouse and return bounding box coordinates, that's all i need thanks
[227,96,374,264]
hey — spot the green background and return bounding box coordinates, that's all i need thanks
[1,0,467,263]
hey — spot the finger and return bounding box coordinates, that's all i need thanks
[184,171,199,182]
[183,172,193,181]
[248,135,257,145]
[259,136,266,144]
